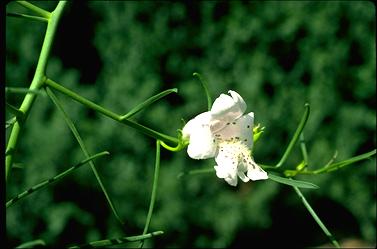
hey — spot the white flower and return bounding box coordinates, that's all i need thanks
[182,90,268,186]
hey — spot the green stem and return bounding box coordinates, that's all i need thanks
[293,186,340,248]
[6,1,67,182]
[16,1,51,19]
[45,87,126,229]
[139,140,161,248]
[68,231,164,249]
[44,78,178,145]
[6,151,109,208]
[275,103,310,168]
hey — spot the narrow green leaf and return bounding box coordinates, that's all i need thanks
[16,1,51,19]
[293,186,340,248]
[139,140,161,248]
[7,12,48,22]
[6,102,25,120]
[268,174,319,189]
[319,149,376,173]
[6,87,42,95]
[299,132,309,166]
[6,151,109,208]
[193,72,212,111]
[276,103,310,168]
[16,239,46,248]
[177,167,215,178]
[45,78,178,145]
[120,88,178,120]
[6,117,17,129]
[68,231,164,249]
[45,87,125,228]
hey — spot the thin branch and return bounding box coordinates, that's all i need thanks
[6,152,109,208]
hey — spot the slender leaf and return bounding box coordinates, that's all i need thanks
[6,102,25,120]
[275,103,310,168]
[68,231,164,249]
[139,140,161,248]
[6,87,42,95]
[268,174,319,189]
[16,1,51,19]
[6,12,48,22]
[193,72,212,111]
[6,117,17,129]
[6,151,109,208]
[45,87,125,228]
[16,239,46,248]
[177,167,215,178]
[318,149,376,173]
[293,186,340,248]
[120,88,178,120]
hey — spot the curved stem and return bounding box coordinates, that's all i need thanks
[6,2,67,182]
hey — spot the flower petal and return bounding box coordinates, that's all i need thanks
[237,170,250,182]
[213,112,254,149]
[210,90,247,133]
[246,160,268,181]
[182,112,217,159]
[229,90,247,114]
[214,143,240,186]
[224,176,238,186]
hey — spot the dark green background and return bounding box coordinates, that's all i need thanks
[6,1,376,248]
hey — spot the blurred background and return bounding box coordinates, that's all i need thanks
[6,1,376,248]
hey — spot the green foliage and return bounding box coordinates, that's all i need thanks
[6,1,375,248]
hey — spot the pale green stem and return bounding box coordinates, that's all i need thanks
[44,78,178,145]
[139,140,161,248]
[6,1,67,182]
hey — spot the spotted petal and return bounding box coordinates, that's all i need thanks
[182,112,217,159]
[210,90,247,133]
[246,160,268,181]
[214,143,240,186]
[212,112,254,149]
